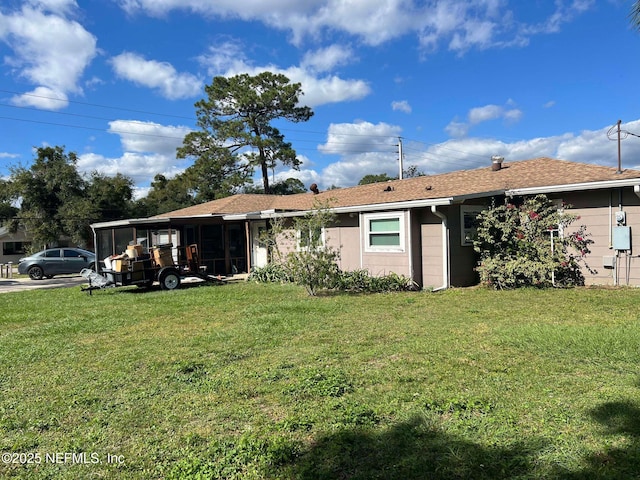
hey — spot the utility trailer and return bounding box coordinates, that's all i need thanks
[82,218,227,294]
[81,243,225,294]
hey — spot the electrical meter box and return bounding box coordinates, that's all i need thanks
[613,226,631,251]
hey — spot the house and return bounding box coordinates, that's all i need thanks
[91,157,640,288]
[0,225,31,265]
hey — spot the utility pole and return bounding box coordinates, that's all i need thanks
[398,137,403,180]
[616,119,622,174]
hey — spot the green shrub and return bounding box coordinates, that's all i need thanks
[473,195,594,289]
[332,269,415,293]
[248,263,293,283]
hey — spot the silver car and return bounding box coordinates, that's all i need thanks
[18,248,96,280]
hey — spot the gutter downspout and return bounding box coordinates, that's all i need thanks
[431,205,450,291]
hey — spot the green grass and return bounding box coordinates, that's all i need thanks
[1,283,639,479]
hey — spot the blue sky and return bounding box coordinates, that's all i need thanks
[2,0,640,197]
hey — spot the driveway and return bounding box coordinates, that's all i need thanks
[0,275,87,294]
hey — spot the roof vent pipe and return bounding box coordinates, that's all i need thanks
[491,155,504,171]
[310,183,320,194]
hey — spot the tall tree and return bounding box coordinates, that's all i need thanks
[178,72,313,194]
[0,179,18,227]
[631,1,640,30]
[10,146,85,248]
[10,147,138,248]
[133,174,195,217]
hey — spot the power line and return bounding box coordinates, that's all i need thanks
[0,89,504,168]
[0,88,194,120]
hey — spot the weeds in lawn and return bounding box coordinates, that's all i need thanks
[0,284,639,479]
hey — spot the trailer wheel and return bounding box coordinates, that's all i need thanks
[158,268,181,290]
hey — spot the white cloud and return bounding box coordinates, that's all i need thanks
[26,0,78,16]
[446,102,523,138]
[75,120,193,187]
[10,86,69,109]
[108,120,192,155]
[110,52,203,100]
[0,2,97,110]
[307,119,640,190]
[301,44,354,72]
[117,1,595,53]
[392,100,412,114]
[319,121,401,155]
[314,121,403,186]
[77,151,187,186]
[197,44,371,107]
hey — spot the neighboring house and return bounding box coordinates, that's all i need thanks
[0,225,32,265]
[91,157,640,288]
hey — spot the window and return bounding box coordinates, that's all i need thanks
[298,226,324,251]
[460,206,484,246]
[364,213,405,252]
[2,241,30,255]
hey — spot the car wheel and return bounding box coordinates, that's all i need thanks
[159,268,181,290]
[28,266,44,280]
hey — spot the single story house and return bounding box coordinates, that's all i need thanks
[0,225,31,265]
[91,157,640,289]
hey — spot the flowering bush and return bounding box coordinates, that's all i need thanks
[473,195,594,289]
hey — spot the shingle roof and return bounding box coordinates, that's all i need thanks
[156,157,640,218]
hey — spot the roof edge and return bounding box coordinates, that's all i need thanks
[506,178,640,197]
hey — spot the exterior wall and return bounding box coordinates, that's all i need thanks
[359,210,411,279]
[557,188,640,286]
[449,203,487,287]
[326,215,360,272]
[0,227,31,264]
[420,209,444,289]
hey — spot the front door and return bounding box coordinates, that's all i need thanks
[251,221,268,269]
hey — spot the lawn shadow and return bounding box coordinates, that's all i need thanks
[553,399,640,479]
[289,415,543,480]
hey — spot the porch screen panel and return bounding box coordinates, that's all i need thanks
[228,223,247,273]
[114,228,134,256]
[201,225,224,274]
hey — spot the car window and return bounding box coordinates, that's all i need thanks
[63,249,81,258]
[44,249,61,258]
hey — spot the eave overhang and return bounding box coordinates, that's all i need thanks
[506,178,640,197]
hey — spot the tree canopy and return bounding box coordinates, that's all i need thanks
[358,166,425,185]
[244,177,307,195]
[178,72,313,194]
[631,1,640,30]
[9,146,136,249]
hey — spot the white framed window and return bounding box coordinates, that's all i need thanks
[297,226,325,251]
[460,206,484,246]
[364,212,405,252]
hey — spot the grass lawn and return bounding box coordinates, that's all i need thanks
[0,282,639,479]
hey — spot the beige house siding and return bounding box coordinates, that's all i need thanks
[420,210,444,289]
[359,210,411,278]
[327,215,360,272]
[559,188,640,286]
